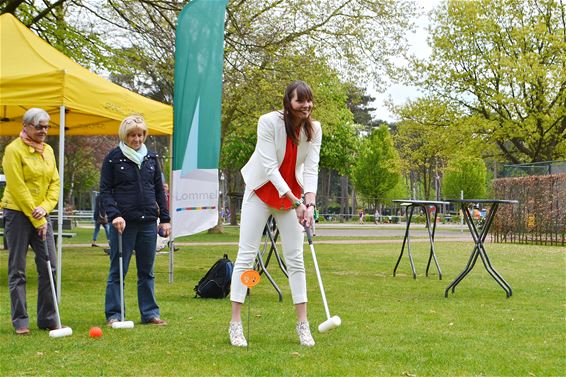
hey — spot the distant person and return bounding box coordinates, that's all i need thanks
[229,81,322,347]
[91,193,110,253]
[359,209,365,224]
[163,182,170,208]
[100,115,171,326]
[374,209,380,224]
[473,206,481,220]
[2,108,60,335]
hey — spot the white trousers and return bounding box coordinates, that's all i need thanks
[230,189,307,304]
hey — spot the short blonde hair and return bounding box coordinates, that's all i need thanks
[118,115,148,142]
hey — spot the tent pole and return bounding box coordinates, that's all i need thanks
[168,135,174,283]
[56,105,65,303]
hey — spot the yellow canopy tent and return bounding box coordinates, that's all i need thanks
[0,13,173,299]
[0,13,172,136]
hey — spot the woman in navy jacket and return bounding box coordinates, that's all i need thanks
[100,115,171,326]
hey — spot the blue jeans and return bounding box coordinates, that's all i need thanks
[105,222,160,322]
[92,222,110,243]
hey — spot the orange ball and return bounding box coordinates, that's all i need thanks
[89,327,103,338]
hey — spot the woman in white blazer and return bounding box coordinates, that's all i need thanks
[229,81,322,347]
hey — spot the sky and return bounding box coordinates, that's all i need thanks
[370,0,441,122]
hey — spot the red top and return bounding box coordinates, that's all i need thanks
[255,136,301,210]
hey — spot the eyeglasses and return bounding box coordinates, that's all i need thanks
[28,123,50,131]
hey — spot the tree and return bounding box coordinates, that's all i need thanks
[443,156,487,199]
[412,0,566,163]
[352,125,401,208]
[219,54,358,217]
[2,1,415,216]
[0,0,133,74]
[62,138,104,209]
[394,97,468,200]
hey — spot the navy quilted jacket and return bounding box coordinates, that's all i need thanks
[99,147,170,224]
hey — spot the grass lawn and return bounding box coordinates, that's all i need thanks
[0,238,564,376]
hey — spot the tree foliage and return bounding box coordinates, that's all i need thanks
[412,0,566,163]
[1,0,416,210]
[62,137,115,208]
[0,0,133,73]
[2,0,415,98]
[220,52,357,175]
[394,97,467,199]
[442,156,487,199]
[352,125,401,207]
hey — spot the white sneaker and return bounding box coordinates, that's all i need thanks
[229,321,248,347]
[296,321,315,347]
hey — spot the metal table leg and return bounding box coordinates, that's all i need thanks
[393,205,416,278]
[263,220,288,278]
[424,204,442,280]
[467,204,511,296]
[255,218,283,302]
[445,203,512,297]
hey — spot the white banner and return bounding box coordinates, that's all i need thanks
[171,169,219,237]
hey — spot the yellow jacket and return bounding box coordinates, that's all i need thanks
[1,138,60,228]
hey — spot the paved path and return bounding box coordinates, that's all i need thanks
[312,223,470,239]
[63,223,473,248]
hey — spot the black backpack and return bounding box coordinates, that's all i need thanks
[194,254,234,298]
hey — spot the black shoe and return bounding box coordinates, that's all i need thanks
[103,248,110,255]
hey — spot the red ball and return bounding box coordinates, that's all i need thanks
[89,327,103,338]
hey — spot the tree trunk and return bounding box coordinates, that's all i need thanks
[410,170,416,199]
[208,221,224,234]
[229,195,238,225]
[208,185,225,233]
[351,188,357,221]
[318,168,331,213]
[340,175,349,223]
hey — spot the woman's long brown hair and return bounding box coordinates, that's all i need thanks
[282,80,314,145]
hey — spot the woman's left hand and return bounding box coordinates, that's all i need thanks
[296,204,315,228]
[31,206,47,220]
[158,223,172,238]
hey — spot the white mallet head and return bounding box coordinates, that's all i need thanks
[112,320,135,329]
[49,327,73,338]
[318,315,341,333]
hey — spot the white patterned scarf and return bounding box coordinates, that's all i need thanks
[119,141,148,169]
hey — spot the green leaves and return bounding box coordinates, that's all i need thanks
[443,156,487,199]
[417,0,566,163]
[352,125,401,206]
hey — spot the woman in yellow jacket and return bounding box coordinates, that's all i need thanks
[1,108,60,335]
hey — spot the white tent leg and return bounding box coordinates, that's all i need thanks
[168,135,174,283]
[56,105,65,303]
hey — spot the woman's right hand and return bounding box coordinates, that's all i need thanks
[295,203,308,224]
[112,217,126,234]
[36,223,48,240]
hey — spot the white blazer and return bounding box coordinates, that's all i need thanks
[241,111,322,200]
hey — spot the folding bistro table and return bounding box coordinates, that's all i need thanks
[444,199,518,298]
[254,216,288,301]
[392,200,449,279]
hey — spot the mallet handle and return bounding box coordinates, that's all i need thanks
[44,240,62,329]
[119,233,125,322]
[304,226,332,320]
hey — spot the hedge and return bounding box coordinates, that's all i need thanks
[491,174,566,246]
